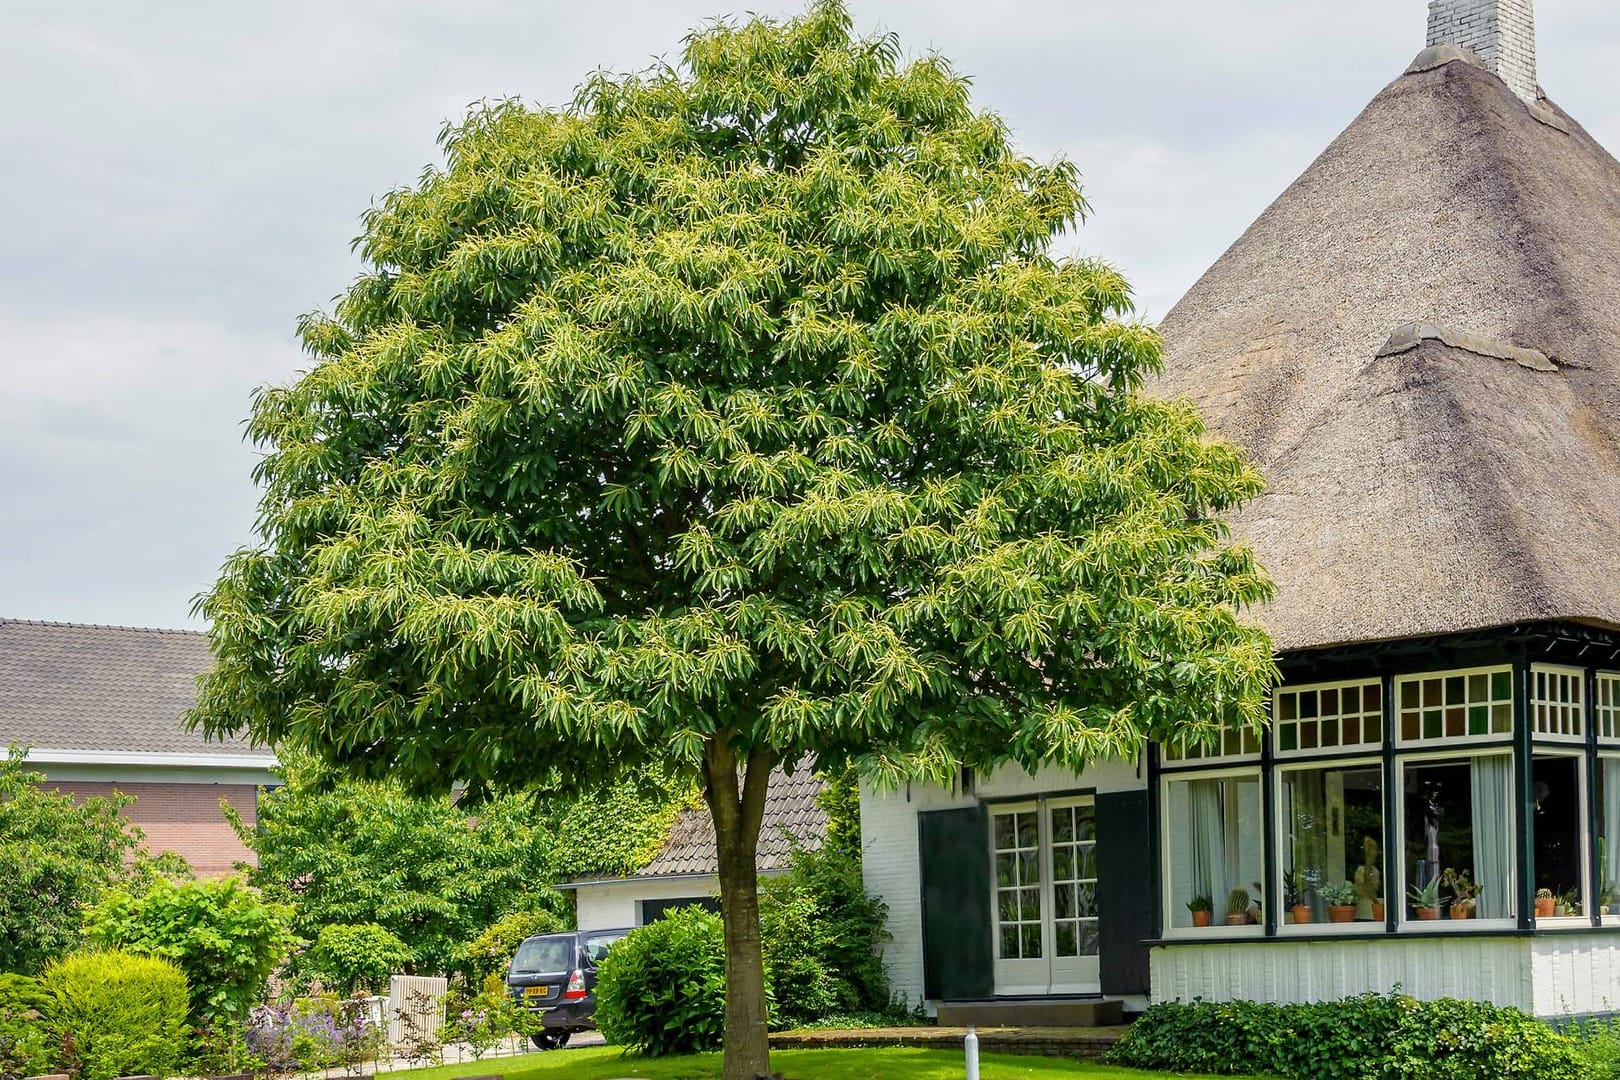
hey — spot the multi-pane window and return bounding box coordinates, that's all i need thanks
[1164,772,1264,930]
[1164,725,1261,763]
[1396,668,1513,745]
[1597,674,1620,743]
[1400,753,1516,922]
[1533,666,1585,742]
[993,809,1042,959]
[1532,754,1587,918]
[1275,681,1384,756]
[1049,803,1099,958]
[1279,762,1386,929]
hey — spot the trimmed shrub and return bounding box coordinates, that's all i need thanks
[1108,994,1589,1079]
[310,923,413,995]
[0,974,54,1080]
[458,908,567,982]
[594,906,743,1056]
[42,950,189,1080]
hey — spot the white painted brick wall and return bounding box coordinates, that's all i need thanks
[1427,0,1538,102]
[859,758,1149,1009]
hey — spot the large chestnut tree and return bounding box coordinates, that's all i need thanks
[192,4,1275,1075]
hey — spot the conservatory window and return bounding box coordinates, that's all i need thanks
[1274,680,1383,756]
[1396,668,1513,746]
[1599,755,1620,920]
[1531,754,1588,921]
[1163,725,1261,763]
[1598,674,1620,743]
[1399,754,1515,924]
[1278,761,1386,930]
[1532,666,1585,743]
[1163,771,1263,932]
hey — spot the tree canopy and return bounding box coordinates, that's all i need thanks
[193,3,1274,1073]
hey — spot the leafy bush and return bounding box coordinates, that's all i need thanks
[458,908,567,982]
[310,923,414,995]
[42,950,189,1080]
[594,906,742,1056]
[0,974,54,1080]
[1109,994,1589,1079]
[439,974,534,1059]
[83,874,295,1026]
[759,844,890,1025]
[1569,1016,1620,1079]
[0,749,144,974]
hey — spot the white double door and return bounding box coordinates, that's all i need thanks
[989,796,1100,996]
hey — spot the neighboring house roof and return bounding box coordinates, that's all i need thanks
[0,618,267,763]
[1155,46,1620,653]
[572,768,828,886]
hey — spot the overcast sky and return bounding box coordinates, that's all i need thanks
[2,0,1616,630]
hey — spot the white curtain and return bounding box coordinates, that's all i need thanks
[1604,759,1620,912]
[1471,755,1513,919]
[1190,779,1227,906]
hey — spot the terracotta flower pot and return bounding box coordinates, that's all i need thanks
[1535,897,1556,918]
[1372,903,1385,922]
[1415,906,1440,920]
[1191,910,1211,927]
[1225,913,1250,926]
[1291,904,1312,925]
[1449,904,1475,920]
[1327,904,1356,924]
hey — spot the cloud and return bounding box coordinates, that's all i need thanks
[1,0,1617,627]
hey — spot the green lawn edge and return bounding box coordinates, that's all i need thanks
[378,1045,1264,1080]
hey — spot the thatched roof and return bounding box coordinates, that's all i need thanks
[1155,46,1620,653]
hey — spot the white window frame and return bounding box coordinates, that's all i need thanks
[1394,748,1517,932]
[1272,678,1386,760]
[1599,751,1620,926]
[1531,664,1587,745]
[1159,765,1264,940]
[1273,755,1388,936]
[1531,748,1592,928]
[1597,673,1620,745]
[1394,666,1515,750]
[1161,726,1262,766]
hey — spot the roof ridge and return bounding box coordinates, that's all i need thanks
[0,618,206,637]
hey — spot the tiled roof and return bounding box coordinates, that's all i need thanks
[0,619,259,757]
[636,767,828,878]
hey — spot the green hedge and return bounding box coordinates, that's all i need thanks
[1109,995,1589,1079]
[594,906,738,1056]
[42,950,190,1080]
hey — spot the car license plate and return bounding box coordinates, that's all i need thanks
[524,986,550,998]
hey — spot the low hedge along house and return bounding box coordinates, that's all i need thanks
[860,0,1620,1020]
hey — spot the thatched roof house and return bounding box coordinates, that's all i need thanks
[858,0,1620,1025]
[1157,34,1620,652]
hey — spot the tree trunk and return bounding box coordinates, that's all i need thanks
[703,738,776,1080]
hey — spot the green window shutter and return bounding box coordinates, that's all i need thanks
[918,804,993,1001]
[1096,789,1153,995]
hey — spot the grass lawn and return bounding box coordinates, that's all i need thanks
[387,1045,1258,1079]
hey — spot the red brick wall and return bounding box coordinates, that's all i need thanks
[51,781,258,877]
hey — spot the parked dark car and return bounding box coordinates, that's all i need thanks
[506,927,632,1049]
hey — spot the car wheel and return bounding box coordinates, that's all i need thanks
[529,1032,564,1051]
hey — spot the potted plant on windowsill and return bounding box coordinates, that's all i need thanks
[1354,837,1384,922]
[1283,867,1310,925]
[1225,887,1252,927]
[1534,888,1556,918]
[1187,894,1213,928]
[1557,889,1581,917]
[1321,880,1358,923]
[1442,868,1477,919]
[1409,876,1441,920]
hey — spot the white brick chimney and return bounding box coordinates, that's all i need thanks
[1427,0,1538,102]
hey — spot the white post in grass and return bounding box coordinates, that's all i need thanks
[964,1024,980,1080]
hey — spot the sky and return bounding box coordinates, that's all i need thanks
[1,0,1617,630]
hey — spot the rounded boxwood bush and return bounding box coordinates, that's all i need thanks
[310,922,414,995]
[42,950,189,1080]
[593,906,741,1056]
